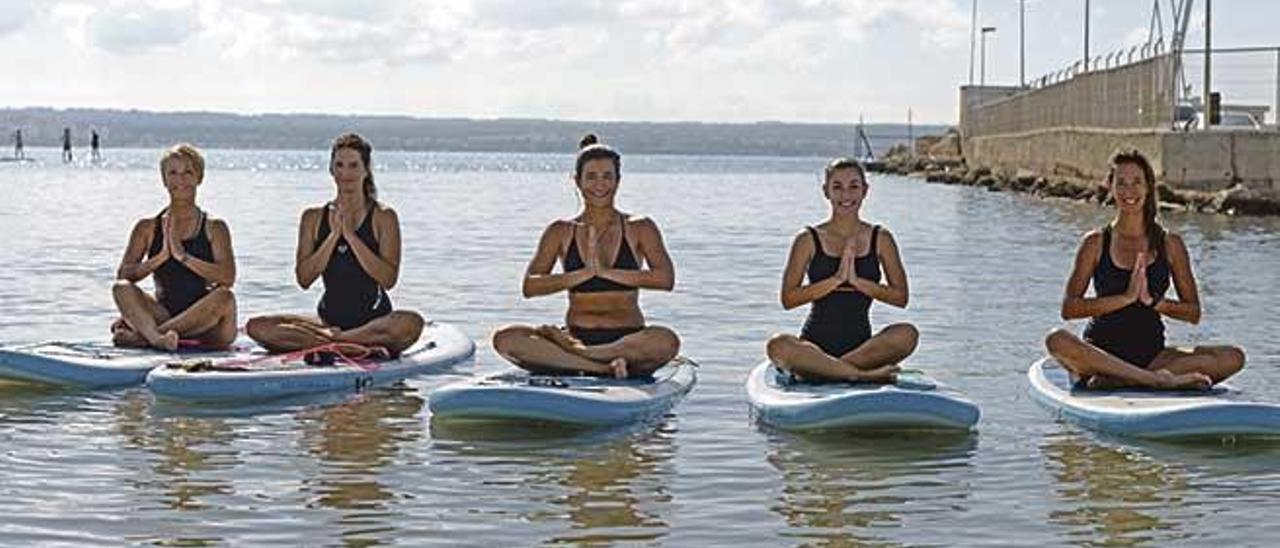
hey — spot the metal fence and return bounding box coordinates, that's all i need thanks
[962,44,1280,137]
[963,50,1174,138]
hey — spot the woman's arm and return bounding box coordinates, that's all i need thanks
[597,217,675,291]
[1061,231,1135,319]
[1155,233,1201,324]
[850,228,908,308]
[295,207,339,289]
[116,219,167,281]
[345,206,402,289]
[174,218,236,287]
[523,221,594,298]
[779,230,845,310]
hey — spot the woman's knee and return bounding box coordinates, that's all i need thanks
[244,316,276,341]
[888,323,919,352]
[1217,345,1246,373]
[392,310,425,340]
[208,286,235,309]
[111,279,137,300]
[647,326,681,362]
[491,324,533,354]
[766,333,797,363]
[1044,328,1077,357]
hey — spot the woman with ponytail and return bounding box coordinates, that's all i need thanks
[1044,149,1244,389]
[491,133,680,379]
[246,133,424,356]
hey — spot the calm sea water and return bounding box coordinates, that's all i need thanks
[2,148,1279,546]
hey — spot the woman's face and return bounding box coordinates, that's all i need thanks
[823,167,867,215]
[161,157,199,201]
[576,157,619,207]
[1111,161,1148,214]
[331,147,368,192]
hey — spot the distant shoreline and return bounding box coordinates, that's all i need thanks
[1,107,949,158]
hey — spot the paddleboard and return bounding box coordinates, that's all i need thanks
[429,357,698,426]
[146,322,474,403]
[1029,356,1280,438]
[0,341,234,389]
[746,361,980,431]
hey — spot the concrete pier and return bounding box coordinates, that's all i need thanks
[878,51,1280,216]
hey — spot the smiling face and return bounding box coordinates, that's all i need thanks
[823,166,867,215]
[1111,161,1148,214]
[161,156,200,201]
[330,147,368,193]
[576,157,619,207]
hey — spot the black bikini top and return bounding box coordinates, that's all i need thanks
[563,214,639,293]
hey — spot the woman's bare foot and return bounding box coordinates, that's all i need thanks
[151,330,180,352]
[852,365,900,384]
[111,321,148,348]
[609,357,629,379]
[1085,375,1132,390]
[1154,369,1213,391]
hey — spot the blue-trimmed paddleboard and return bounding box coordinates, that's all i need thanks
[0,341,234,389]
[428,357,697,426]
[146,322,474,402]
[746,361,980,431]
[1029,356,1280,438]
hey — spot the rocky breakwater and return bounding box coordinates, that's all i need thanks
[869,129,1280,216]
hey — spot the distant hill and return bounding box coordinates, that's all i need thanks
[0,107,949,158]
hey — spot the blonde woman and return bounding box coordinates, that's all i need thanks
[111,144,237,350]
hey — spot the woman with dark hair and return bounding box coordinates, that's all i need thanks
[1044,149,1245,389]
[246,133,424,356]
[111,144,238,351]
[491,134,680,379]
[764,158,916,383]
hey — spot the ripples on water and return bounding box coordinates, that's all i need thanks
[2,148,1279,545]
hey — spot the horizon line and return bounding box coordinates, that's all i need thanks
[0,105,956,128]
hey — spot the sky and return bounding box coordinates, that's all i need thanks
[0,0,1277,124]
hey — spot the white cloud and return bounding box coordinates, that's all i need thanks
[7,0,988,122]
[83,1,202,54]
[0,2,38,36]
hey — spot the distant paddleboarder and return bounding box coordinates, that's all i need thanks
[12,129,22,160]
[91,129,101,161]
[61,127,72,163]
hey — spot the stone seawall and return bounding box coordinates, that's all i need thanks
[872,128,1280,217]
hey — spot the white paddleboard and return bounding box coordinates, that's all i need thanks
[1029,356,1280,438]
[0,341,237,389]
[146,322,475,403]
[746,361,980,431]
[429,357,698,426]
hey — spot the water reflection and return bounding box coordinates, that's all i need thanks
[1042,431,1190,546]
[0,380,79,419]
[432,418,676,544]
[114,391,241,512]
[296,386,427,545]
[765,428,978,546]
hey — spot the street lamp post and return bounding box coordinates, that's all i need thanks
[1020,0,1026,87]
[969,0,979,85]
[981,26,997,86]
[1084,0,1090,71]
